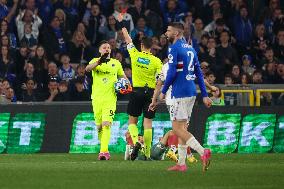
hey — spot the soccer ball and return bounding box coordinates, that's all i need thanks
[114,78,130,92]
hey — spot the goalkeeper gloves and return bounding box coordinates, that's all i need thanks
[120,83,133,94]
[97,53,110,65]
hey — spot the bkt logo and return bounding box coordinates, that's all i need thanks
[203,114,284,153]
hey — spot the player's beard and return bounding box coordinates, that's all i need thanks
[167,36,174,44]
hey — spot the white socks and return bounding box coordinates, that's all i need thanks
[177,144,187,165]
[186,137,204,156]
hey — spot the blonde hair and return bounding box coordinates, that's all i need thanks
[55,9,66,23]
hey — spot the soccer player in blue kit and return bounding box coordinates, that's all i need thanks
[160,22,212,172]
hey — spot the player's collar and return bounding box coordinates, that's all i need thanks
[142,51,152,55]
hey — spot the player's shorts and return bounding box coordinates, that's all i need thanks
[92,100,116,125]
[150,142,167,160]
[170,96,196,121]
[127,87,155,119]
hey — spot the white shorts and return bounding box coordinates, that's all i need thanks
[169,97,196,121]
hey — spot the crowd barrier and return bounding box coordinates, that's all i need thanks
[0,102,283,153]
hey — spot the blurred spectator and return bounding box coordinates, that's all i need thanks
[272,7,284,37]
[44,78,59,102]
[54,0,79,33]
[224,74,237,105]
[0,19,17,48]
[20,78,38,102]
[241,54,255,76]
[114,50,127,66]
[205,71,216,85]
[1,34,16,56]
[128,0,145,26]
[130,16,153,39]
[58,53,75,81]
[0,46,15,82]
[210,86,225,106]
[209,18,231,45]
[252,24,271,62]
[0,0,18,22]
[54,8,72,36]
[22,0,36,12]
[252,70,263,84]
[20,23,38,48]
[108,37,121,57]
[46,62,60,84]
[161,0,184,26]
[16,62,41,96]
[273,29,284,61]
[99,15,119,40]
[263,62,278,83]
[241,73,252,85]
[1,78,10,94]
[74,64,91,91]
[16,9,42,41]
[76,22,88,38]
[71,76,90,101]
[233,5,253,53]
[67,29,93,64]
[216,30,239,77]
[198,33,209,54]
[40,16,69,61]
[260,47,279,70]
[37,0,53,25]
[3,87,16,103]
[203,0,223,25]
[157,34,168,60]
[204,11,223,33]
[231,64,242,84]
[14,44,29,75]
[56,80,70,101]
[181,11,194,36]
[276,63,284,83]
[199,37,217,72]
[30,45,48,74]
[144,8,163,36]
[200,61,210,75]
[113,0,134,32]
[193,18,206,43]
[83,3,106,46]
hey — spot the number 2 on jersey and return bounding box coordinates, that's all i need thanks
[186,51,195,80]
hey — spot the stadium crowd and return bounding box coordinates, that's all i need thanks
[0,0,283,104]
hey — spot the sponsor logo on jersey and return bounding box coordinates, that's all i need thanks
[137,57,150,65]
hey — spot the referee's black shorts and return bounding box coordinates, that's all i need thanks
[127,87,156,119]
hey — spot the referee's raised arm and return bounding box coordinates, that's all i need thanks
[116,13,132,44]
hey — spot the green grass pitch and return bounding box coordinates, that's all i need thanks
[0,154,283,189]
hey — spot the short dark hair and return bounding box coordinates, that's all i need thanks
[168,22,184,31]
[224,74,233,79]
[25,78,35,84]
[206,71,215,77]
[141,37,153,49]
[74,76,84,84]
[99,40,109,48]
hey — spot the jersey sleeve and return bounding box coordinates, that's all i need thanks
[161,46,177,94]
[127,43,138,59]
[155,58,163,77]
[88,58,98,65]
